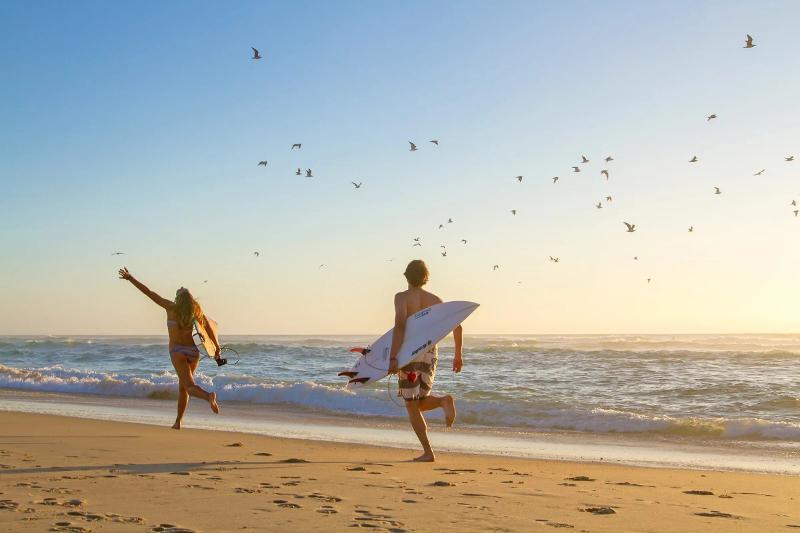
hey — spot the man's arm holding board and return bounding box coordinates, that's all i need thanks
[387,292,407,374]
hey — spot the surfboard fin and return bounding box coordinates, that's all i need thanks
[348,377,370,385]
[349,347,371,356]
[337,371,358,378]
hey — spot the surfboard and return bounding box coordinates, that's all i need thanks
[192,317,219,359]
[338,301,479,388]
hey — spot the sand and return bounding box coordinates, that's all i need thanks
[0,411,797,532]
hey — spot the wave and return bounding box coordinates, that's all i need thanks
[1,364,799,442]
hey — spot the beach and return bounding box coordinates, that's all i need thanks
[1,411,798,532]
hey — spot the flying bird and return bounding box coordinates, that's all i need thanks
[253,251,260,257]
[319,264,326,269]
[581,155,589,163]
[409,141,418,152]
[351,182,362,188]
[447,218,453,224]
[688,226,694,232]
[438,224,444,229]
[515,175,523,182]
[258,160,268,167]
[251,47,262,59]
[549,256,559,263]
[754,169,765,176]
[511,209,517,215]
[412,243,422,247]
[440,245,446,249]
[552,176,559,183]
[786,156,795,162]
[413,237,420,242]
[604,156,614,162]
[572,166,580,173]
[634,256,638,260]
[461,239,468,244]
[601,169,609,180]
[596,202,603,209]
[203,280,208,284]
[744,34,755,48]
[291,143,301,150]
[647,278,652,284]
[707,114,717,121]
[624,222,636,233]
[792,200,797,206]
[689,156,698,163]
[441,251,447,257]
[111,252,125,256]
[714,187,721,195]
[605,196,612,202]
[306,169,313,177]
[492,265,500,271]
[430,140,439,146]
[296,168,302,176]
[794,210,799,217]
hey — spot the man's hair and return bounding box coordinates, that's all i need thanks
[404,260,429,287]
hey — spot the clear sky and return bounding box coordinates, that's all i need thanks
[1,1,799,335]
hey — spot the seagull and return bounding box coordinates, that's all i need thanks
[605,156,614,162]
[688,226,694,232]
[601,170,609,180]
[439,224,444,229]
[714,186,721,195]
[689,156,698,163]
[258,161,268,167]
[581,155,589,163]
[572,166,580,173]
[251,47,262,60]
[441,251,447,257]
[412,243,422,247]
[511,209,517,215]
[351,182,362,188]
[647,278,652,284]
[440,245,446,249]
[492,265,500,271]
[447,218,453,223]
[253,251,260,257]
[605,196,612,202]
[203,280,208,284]
[413,237,420,242]
[707,114,717,121]
[786,156,795,162]
[792,200,797,206]
[461,239,468,244]
[111,252,125,255]
[794,210,799,217]
[744,34,755,48]
[515,175,523,182]
[409,141,418,152]
[549,256,559,263]
[596,202,603,209]
[306,169,313,177]
[634,256,638,260]
[754,169,765,176]
[291,143,302,150]
[624,222,636,233]
[296,168,302,176]
[319,264,326,269]
[430,140,439,146]
[552,176,559,183]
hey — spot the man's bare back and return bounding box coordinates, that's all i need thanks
[395,287,442,319]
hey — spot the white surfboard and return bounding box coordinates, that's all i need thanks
[192,317,218,359]
[338,301,479,388]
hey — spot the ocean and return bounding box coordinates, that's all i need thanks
[1,334,798,445]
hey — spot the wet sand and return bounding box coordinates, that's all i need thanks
[0,411,798,532]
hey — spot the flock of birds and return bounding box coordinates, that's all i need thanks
[119,35,797,287]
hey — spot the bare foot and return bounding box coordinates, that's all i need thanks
[413,452,435,462]
[209,392,220,414]
[171,422,181,430]
[444,395,456,428]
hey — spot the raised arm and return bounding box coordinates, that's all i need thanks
[452,325,463,373]
[118,268,173,310]
[387,293,407,374]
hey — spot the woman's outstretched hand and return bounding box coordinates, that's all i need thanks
[118,267,132,280]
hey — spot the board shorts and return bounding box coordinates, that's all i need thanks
[398,345,438,401]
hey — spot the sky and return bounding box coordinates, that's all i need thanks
[1,0,799,335]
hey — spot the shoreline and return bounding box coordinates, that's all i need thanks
[2,389,798,475]
[1,410,799,532]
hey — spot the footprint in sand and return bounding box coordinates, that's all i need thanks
[279,458,309,463]
[580,506,616,515]
[316,505,339,514]
[0,499,20,511]
[430,481,456,487]
[51,523,91,533]
[565,476,595,482]
[308,493,343,503]
[226,442,243,447]
[273,499,301,509]
[254,452,272,456]
[684,490,714,495]
[545,522,574,528]
[347,466,367,471]
[151,526,196,533]
[694,510,740,519]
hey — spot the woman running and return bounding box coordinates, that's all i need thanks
[119,267,220,429]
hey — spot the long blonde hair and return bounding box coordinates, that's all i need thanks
[174,289,203,329]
